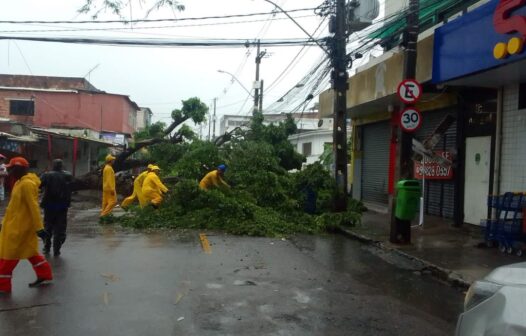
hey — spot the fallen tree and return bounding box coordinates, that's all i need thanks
[71,97,207,192]
[104,111,366,236]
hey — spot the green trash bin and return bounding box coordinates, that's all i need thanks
[395,180,421,220]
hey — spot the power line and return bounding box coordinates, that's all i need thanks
[217,1,283,100]
[0,7,317,25]
[0,36,322,48]
[0,14,318,34]
[12,41,33,74]
[264,17,328,94]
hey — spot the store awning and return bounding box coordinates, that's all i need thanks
[29,127,114,146]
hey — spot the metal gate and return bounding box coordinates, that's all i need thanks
[414,108,457,218]
[361,121,390,206]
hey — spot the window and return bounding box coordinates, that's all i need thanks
[9,100,34,116]
[302,142,312,156]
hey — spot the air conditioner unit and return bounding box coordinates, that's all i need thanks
[348,0,380,31]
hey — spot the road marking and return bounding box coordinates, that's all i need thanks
[199,233,212,254]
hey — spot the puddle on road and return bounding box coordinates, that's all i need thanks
[289,234,464,323]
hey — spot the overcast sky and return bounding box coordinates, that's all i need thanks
[0,0,332,135]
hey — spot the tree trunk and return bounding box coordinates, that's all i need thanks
[71,117,188,193]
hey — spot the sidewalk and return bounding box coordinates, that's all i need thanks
[339,211,523,288]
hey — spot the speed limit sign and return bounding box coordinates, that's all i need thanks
[400,108,422,132]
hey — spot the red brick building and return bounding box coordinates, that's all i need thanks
[0,74,138,135]
[0,74,141,175]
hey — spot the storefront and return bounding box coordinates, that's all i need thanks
[433,0,526,225]
[343,32,462,217]
[360,120,391,207]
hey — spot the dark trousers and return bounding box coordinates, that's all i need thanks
[44,208,68,252]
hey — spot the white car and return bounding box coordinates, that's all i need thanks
[456,262,526,336]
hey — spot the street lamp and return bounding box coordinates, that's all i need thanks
[217,70,254,97]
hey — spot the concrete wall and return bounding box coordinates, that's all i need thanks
[500,84,526,192]
[0,90,137,134]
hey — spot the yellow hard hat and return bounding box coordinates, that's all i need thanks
[105,154,116,162]
[150,165,161,171]
[147,164,154,169]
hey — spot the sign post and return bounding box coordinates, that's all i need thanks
[391,77,423,244]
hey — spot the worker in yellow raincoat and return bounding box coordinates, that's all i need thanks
[0,157,53,293]
[121,164,153,209]
[199,164,230,190]
[142,165,168,208]
[101,154,117,217]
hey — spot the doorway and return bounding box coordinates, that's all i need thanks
[463,136,492,225]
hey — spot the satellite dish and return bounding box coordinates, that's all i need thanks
[318,119,324,128]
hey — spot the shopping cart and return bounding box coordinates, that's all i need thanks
[482,192,526,256]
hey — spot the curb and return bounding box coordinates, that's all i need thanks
[336,227,471,290]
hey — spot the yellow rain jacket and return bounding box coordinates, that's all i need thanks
[0,173,44,260]
[101,164,117,216]
[142,172,168,206]
[103,164,116,193]
[121,171,149,208]
[199,170,229,190]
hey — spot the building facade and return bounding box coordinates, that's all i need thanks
[319,0,492,223]
[433,0,526,225]
[288,130,333,166]
[0,74,140,175]
[219,112,331,136]
[0,74,139,135]
[136,107,153,131]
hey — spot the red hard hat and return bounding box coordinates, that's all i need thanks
[6,157,29,168]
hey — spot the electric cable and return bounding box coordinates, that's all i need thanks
[0,7,317,25]
[0,15,318,34]
[0,35,321,48]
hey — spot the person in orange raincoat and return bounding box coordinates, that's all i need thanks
[142,166,168,208]
[121,164,152,209]
[199,164,230,190]
[101,154,117,217]
[0,157,53,294]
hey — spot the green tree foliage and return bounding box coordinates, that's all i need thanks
[244,112,305,171]
[171,97,208,125]
[79,0,185,19]
[113,110,365,237]
[133,121,166,141]
[171,141,222,180]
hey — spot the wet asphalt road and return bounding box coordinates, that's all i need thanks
[0,208,463,336]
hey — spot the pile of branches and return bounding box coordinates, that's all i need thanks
[106,108,366,237]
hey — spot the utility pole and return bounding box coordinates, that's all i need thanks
[259,80,264,113]
[253,40,266,115]
[390,0,420,244]
[207,110,211,141]
[331,0,349,212]
[400,0,419,179]
[212,98,217,139]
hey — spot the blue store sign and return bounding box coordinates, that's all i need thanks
[433,0,526,83]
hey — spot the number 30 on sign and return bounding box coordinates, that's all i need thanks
[400,108,422,132]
